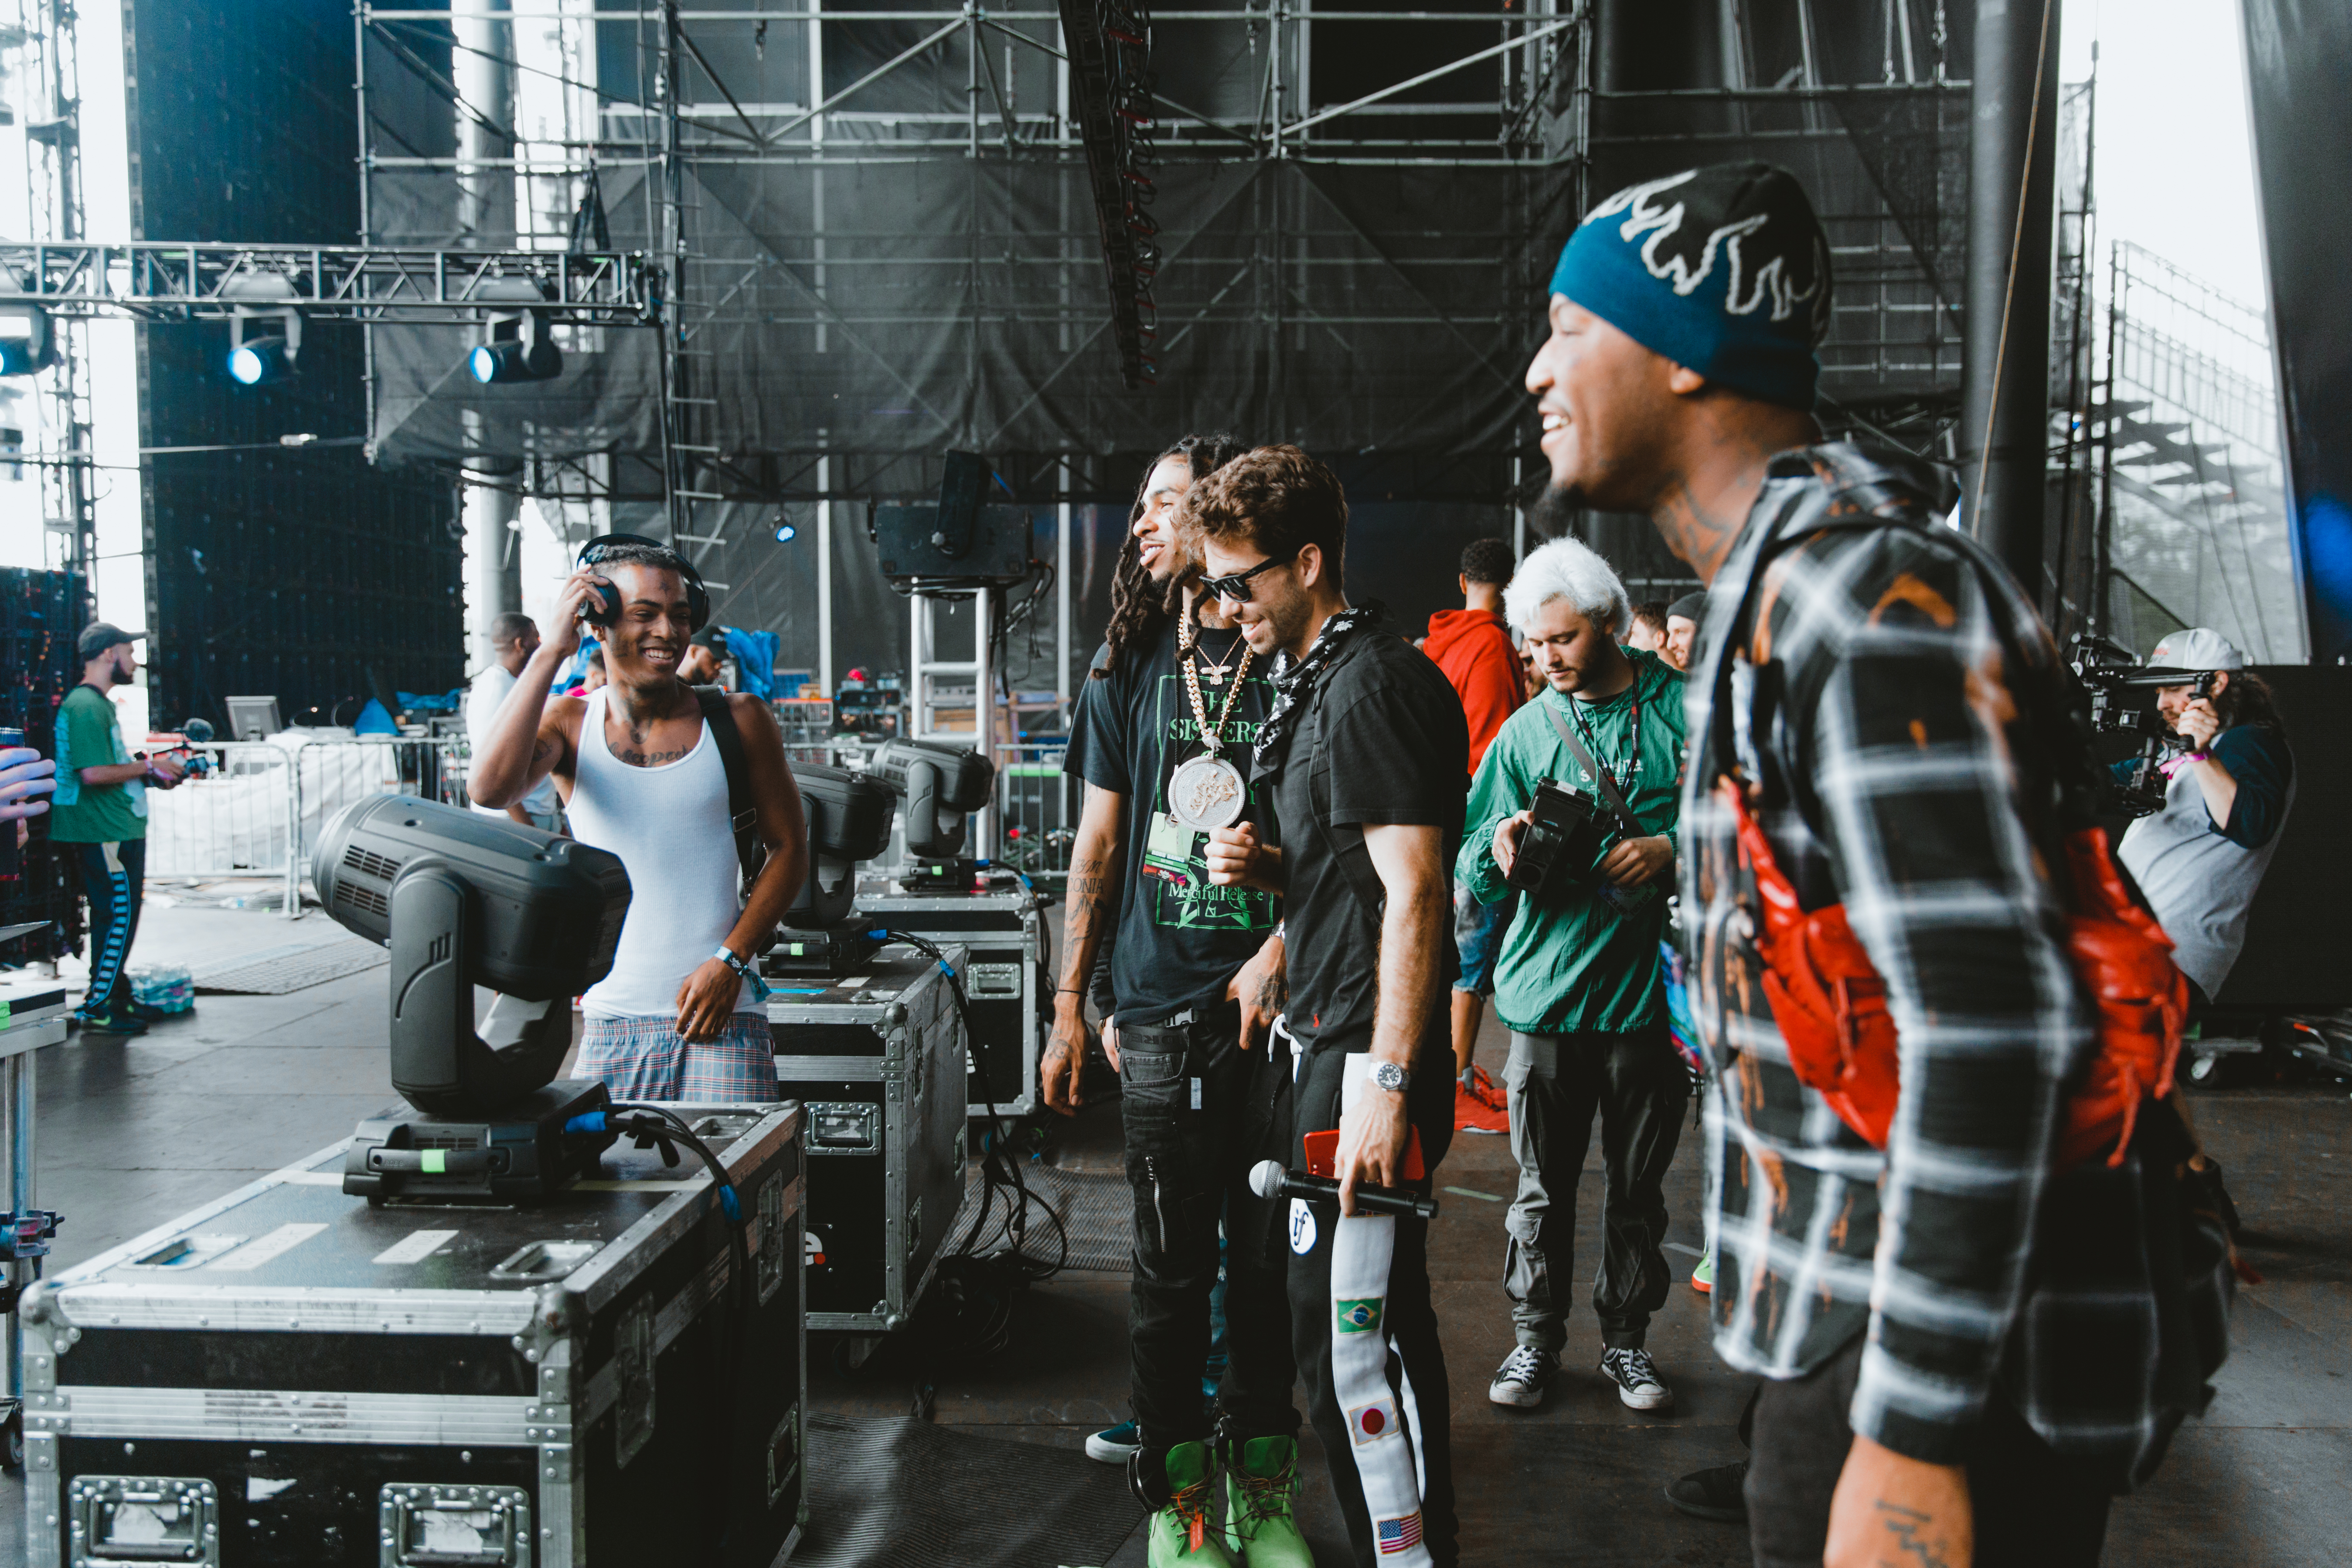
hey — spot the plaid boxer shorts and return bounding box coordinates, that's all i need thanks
[577,1011,779,1102]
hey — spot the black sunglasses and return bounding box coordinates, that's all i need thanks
[1199,549,1301,603]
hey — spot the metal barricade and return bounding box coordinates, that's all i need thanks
[143,736,472,918]
[993,743,1075,883]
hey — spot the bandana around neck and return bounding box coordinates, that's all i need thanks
[1251,605,1379,773]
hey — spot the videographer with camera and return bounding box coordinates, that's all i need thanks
[2113,628,2294,1013]
[1453,536,1688,1415]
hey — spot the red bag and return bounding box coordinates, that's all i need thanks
[1723,779,2189,1169]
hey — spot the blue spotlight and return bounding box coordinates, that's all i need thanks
[468,337,562,384]
[774,521,798,543]
[228,335,295,386]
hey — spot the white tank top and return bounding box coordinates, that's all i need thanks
[566,688,759,1017]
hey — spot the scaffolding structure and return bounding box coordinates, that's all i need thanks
[2092,241,2302,663]
[3,0,95,586]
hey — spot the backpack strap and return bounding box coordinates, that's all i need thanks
[694,686,766,899]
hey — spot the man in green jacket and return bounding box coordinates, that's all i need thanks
[1455,536,1688,1415]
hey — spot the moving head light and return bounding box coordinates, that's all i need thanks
[868,738,995,860]
[784,762,897,928]
[313,796,632,1200]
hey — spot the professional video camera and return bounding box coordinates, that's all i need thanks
[139,717,218,779]
[313,796,633,1201]
[2070,633,2214,818]
[866,737,997,889]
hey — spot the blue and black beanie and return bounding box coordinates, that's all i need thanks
[1549,162,1832,410]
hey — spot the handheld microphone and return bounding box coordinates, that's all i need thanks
[1249,1159,1439,1221]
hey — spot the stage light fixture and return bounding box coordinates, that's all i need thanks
[773,521,797,543]
[467,278,563,384]
[228,335,295,386]
[0,302,58,377]
[223,276,304,387]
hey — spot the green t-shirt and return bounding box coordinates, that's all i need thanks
[49,684,148,844]
[1456,649,1686,1036]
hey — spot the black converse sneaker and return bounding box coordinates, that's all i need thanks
[1598,1347,1673,1411]
[1486,1344,1558,1409]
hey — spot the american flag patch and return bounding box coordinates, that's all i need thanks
[1375,1512,1423,1554]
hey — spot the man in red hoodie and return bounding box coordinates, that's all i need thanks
[1424,537,1525,1131]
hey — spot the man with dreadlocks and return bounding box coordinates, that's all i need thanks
[1046,435,1307,1568]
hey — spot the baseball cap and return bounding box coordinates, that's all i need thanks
[77,622,146,662]
[2138,627,2244,681]
[688,626,729,651]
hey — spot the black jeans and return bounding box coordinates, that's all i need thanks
[1290,1037,1458,1568]
[1746,1335,2114,1568]
[1120,1002,1299,1456]
[69,838,145,1014]
[1502,1026,1687,1352]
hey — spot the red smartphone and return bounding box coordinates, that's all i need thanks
[1302,1126,1426,1183]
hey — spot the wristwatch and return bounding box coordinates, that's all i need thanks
[1370,1061,1411,1094]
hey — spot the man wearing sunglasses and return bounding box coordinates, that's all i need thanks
[1190,445,1468,1568]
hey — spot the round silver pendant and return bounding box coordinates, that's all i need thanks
[1168,755,1248,830]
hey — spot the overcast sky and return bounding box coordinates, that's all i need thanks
[2059,0,2269,306]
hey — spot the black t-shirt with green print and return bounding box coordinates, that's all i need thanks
[1064,613,1280,1024]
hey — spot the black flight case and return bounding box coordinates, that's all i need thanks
[20,1102,806,1568]
[766,945,970,1334]
[856,882,1048,1118]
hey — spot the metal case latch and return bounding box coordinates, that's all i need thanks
[377,1483,532,1567]
[68,1474,220,1568]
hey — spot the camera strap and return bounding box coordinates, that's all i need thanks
[1539,698,1641,836]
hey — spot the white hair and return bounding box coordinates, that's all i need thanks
[1503,535,1631,639]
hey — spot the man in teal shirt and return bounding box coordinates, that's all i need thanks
[50,623,184,1034]
[1455,537,1688,1415]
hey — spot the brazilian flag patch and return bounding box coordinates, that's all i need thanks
[1335,1298,1384,1334]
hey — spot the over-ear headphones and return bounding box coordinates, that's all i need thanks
[575,533,711,632]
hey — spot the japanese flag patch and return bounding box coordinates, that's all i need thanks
[1346,1395,1401,1448]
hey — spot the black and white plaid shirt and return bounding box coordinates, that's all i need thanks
[1681,444,2230,1480]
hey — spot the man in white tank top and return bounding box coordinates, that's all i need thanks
[470,540,808,1101]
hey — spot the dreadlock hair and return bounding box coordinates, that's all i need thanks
[1094,432,1251,679]
[2215,668,2284,733]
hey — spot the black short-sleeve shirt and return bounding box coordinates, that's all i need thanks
[1263,629,1469,1050]
[1062,616,1280,1023]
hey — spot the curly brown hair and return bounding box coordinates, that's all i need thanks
[1093,433,1251,680]
[1175,443,1348,587]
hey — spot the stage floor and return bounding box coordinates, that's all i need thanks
[0,901,2344,1566]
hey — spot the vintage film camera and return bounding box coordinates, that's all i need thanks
[2071,633,2214,819]
[1503,775,1617,899]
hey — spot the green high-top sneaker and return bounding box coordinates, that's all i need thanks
[1131,1441,1237,1568]
[1221,1435,1314,1568]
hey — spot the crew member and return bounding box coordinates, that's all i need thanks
[681,625,728,686]
[470,539,808,1099]
[2117,627,2294,1011]
[1624,600,1669,654]
[466,611,564,831]
[1660,591,1705,672]
[1422,537,1524,1131]
[1195,446,1467,1568]
[1459,535,1686,1415]
[1045,434,1310,1568]
[1528,160,2228,1565]
[51,624,185,1035]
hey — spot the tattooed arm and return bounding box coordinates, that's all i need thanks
[1225,929,1288,1054]
[1825,1436,1971,1568]
[1044,782,1127,1116]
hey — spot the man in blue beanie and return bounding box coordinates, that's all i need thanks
[1525,163,2229,1568]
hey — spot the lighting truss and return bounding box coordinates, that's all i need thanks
[0,242,664,326]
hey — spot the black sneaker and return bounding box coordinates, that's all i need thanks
[1664,1459,1748,1522]
[75,1006,148,1037]
[1598,1346,1673,1411]
[123,997,183,1024]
